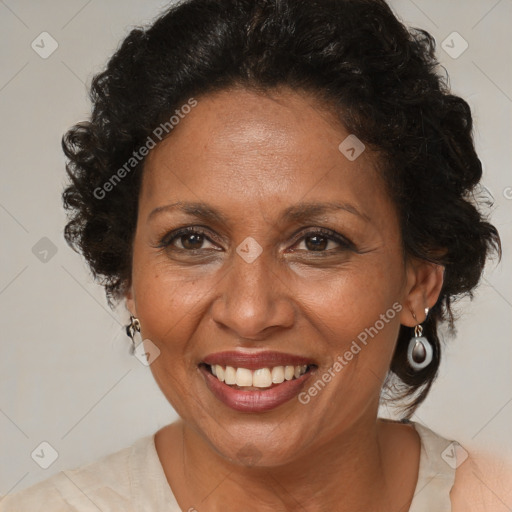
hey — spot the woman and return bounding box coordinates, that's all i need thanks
[1,0,509,510]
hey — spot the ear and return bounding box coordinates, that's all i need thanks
[399,258,444,328]
[124,284,137,318]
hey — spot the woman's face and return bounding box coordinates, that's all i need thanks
[126,87,440,466]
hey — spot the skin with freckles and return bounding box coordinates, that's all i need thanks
[125,86,445,512]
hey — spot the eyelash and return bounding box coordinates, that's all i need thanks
[155,226,355,254]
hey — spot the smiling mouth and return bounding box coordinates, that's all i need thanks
[199,363,317,390]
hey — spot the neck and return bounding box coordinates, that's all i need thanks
[160,415,408,512]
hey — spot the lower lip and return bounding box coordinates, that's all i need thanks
[199,365,314,412]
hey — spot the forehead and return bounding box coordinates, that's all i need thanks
[140,87,395,227]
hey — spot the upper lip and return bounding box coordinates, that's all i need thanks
[202,350,317,370]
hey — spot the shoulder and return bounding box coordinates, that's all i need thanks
[450,450,512,511]
[408,421,512,511]
[0,436,153,512]
[383,420,512,511]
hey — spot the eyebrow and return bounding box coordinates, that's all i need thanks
[147,200,370,224]
[281,201,370,223]
[148,202,229,224]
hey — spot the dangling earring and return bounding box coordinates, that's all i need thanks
[126,315,141,355]
[407,308,433,370]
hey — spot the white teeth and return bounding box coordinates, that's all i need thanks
[271,366,285,384]
[253,368,272,387]
[215,365,225,382]
[294,365,307,378]
[235,368,253,386]
[224,366,236,385]
[209,364,309,388]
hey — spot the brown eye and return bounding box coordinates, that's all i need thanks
[291,228,354,254]
[180,233,205,250]
[304,235,328,251]
[157,227,219,252]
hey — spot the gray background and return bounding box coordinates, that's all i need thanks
[1,0,511,495]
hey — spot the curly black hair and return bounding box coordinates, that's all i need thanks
[62,0,501,417]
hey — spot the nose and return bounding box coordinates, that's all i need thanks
[210,248,295,339]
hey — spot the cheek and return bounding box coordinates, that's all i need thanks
[297,256,405,390]
[298,255,403,331]
[295,274,403,421]
[131,254,219,352]
[129,258,219,416]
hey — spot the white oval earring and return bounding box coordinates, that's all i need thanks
[407,324,433,370]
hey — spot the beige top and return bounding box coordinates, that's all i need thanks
[0,421,459,511]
